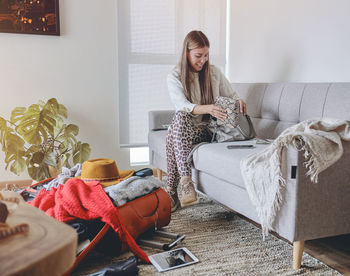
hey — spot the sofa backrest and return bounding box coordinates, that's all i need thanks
[232,83,350,139]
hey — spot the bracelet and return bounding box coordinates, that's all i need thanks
[0,193,20,204]
[0,192,20,214]
[0,223,29,240]
[0,193,30,240]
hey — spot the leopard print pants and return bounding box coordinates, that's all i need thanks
[166,111,211,190]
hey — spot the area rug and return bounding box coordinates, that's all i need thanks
[72,196,340,276]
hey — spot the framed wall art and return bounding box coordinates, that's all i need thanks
[0,0,60,35]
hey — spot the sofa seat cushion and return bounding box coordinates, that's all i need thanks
[148,130,168,159]
[193,140,271,189]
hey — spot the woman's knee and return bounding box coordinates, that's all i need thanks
[172,111,192,127]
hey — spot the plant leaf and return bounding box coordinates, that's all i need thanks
[72,142,91,165]
[58,104,68,119]
[57,142,69,155]
[43,98,59,116]
[17,104,57,144]
[65,124,79,144]
[16,104,42,144]
[65,124,79,136]
[0,117,7,147]
[4,133,25,154]
[28,164,50,181]
[40,109,57,137]
[10,107,26,124]
[27,152,52,181]
[3,134,26,175]
[0,117,6,132]
[25,145,40,156]
[43,151,57,168]
[53,117,64,137]
[8,155,26,175]
[0,123,23,153]
[43,99,68,128]
[57,124,79,148]
[31,151,45,164]
[60,152,71,168]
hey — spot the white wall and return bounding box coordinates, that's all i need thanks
[0,0,130,181]
[2,0,350,181]
[228,0,350,82]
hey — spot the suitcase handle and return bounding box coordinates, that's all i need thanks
[129,190,160,218]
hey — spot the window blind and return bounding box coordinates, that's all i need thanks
[118,0,227,147]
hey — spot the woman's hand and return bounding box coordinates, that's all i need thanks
[239,100,247,115]
[192,104,227,120]
[206,104,227,120]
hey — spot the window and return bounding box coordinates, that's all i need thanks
[117,0,228,162]
[130,147,150,166]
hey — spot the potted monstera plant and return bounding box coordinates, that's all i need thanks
[0,98,91,181]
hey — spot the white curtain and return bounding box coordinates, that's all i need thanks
[118,0,227,147]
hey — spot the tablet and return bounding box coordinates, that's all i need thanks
[149,247,199,272]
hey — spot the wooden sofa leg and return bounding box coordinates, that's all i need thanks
[293,241,305,269]
[156,169,163,180]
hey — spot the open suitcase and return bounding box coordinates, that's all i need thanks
[20,177,171,275]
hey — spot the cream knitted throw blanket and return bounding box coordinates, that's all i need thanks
[240,119,350,238]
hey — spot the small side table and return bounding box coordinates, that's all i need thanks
[0,191,77,276]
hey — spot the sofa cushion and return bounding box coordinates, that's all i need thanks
[251,117,295,139]
[192,140,271,189]
[324,83,350,119]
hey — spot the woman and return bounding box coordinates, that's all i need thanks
[166,30,247,212]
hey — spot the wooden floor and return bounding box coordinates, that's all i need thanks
[305,234,350,275]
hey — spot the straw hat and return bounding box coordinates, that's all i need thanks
[77,158,134,187]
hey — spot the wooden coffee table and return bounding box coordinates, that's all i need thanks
[0,191,77,276]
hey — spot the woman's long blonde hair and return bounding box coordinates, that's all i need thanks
[179,30,213,105]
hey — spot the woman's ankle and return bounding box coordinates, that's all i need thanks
[166,186,180,212]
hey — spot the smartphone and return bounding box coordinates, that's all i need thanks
[226,144,254,149]
[149,247,199,272]
[134,168,153,177]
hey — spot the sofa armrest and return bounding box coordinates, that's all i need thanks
[274,140,350,242]
[148,110,175,131]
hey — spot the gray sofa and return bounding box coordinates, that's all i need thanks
[148,83,350,269]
